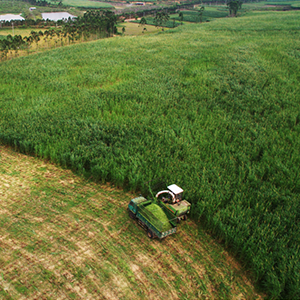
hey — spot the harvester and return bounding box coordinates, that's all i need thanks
[128,183,190,238]
[155,184,191,223]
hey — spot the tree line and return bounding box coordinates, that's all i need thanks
[0,10,118,61]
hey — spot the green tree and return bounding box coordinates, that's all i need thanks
[178,11,183,25]
[154,11,169,30]
[139,17,147,27]
[227,0,242,17]
[172,18,175,28]
[198,6,205,23]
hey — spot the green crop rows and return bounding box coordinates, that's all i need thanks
[58,0,113,9]
[0,11,299,299]
[131,17,181,28]
[171,8,229,23]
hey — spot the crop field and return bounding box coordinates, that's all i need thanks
[0,145,262,299]
[55,0,113,8]
[0,0,29,15]
[242,0,300,10]
[0,10,300,299]
[130,17,181,28]
[171,7,229,23]
[118,22,161,36]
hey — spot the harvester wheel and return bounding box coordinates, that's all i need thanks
[129,211,136,220]
[147,229,154,239]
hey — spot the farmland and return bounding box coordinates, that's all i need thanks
[170,7,229,23]
[57,0,113,9]
[0,8,300,299]
[0,145,261,299]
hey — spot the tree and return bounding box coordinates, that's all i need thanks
[227,0,242,17]
[154,11,169,30]
[139,17,147,27]
[198,6,205,23]
[172,18,175,28]
[178,11,183,25]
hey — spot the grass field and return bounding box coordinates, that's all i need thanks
[118,22,161,36]
[0,145,262,299]
[171,7,229,23]
[0,22,158,60]
[0,10,300,299]
[130,17,181,28]
[59,0,113,9]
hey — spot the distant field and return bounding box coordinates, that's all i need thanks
[0,28,38,38]
[243,0,300,10]
[60,0,113,8]
[130,17,181,28]
[0,0,83,19]
[119,22,161,35]
[267,1,300,5]
[171,7,229,23]
[0,0,29,14]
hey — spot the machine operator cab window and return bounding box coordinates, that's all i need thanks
[156,184,184,204]
[167,184,183,204]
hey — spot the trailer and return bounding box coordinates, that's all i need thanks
[128,196,177,239]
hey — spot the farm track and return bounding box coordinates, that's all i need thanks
[0,145,263,299]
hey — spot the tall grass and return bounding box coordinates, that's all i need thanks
[0,11,299,299]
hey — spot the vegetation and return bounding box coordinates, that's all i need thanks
[0,145,261,299]
[118,21,160,36]
[0,11,118,60]
[55,0,113,9]
[171,8,228,23]
[131,16,180,28]
[0,9,299,299]
[0,0,84,20]
[227,0,243,16]
[154,11,170,29]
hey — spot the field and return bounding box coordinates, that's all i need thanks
[0,145,262,299]
[130,17,181,28]
[0,0,83,20]
[59,0,113,9]
[171,7,229,23]
[0,22,160,61]
[0,0,30,15]
[118,22,161,36]
[0,9,300,299]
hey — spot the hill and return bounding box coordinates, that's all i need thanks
[0,11,299,298]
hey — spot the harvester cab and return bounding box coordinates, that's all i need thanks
[156,184,183,204]
[155,184,191,223]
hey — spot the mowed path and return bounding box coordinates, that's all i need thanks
[0,146,263,299]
